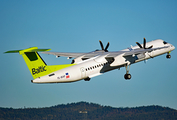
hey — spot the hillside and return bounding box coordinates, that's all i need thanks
[0,102,177,120]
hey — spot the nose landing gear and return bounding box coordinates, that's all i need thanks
[166,52,171,59]
[124,73,131,80]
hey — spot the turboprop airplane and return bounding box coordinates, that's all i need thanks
[5,38,175,83]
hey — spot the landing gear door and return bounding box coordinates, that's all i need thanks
[80,67,86,78]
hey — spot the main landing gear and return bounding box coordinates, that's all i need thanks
[124,64,131,80]
[84,77,90,81]
[166,52,171,59]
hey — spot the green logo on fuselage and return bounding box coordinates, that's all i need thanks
[32,66,46,75]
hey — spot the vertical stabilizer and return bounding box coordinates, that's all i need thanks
[5,47,76,79]
[5,47,52,79]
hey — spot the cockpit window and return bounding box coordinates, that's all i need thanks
[163,41,168,44]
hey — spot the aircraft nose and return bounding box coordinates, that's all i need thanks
[170,44,175,51]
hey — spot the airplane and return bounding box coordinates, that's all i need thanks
[5,38,175,83]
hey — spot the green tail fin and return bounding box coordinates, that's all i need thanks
[5,47,75,79]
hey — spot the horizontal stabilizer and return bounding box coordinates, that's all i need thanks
[5,47,51,54]
[4,50,22,53]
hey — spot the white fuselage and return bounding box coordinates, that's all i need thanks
[32,39,175,83]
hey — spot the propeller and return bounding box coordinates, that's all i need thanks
[136,38,153,49]
[99,40,109,52]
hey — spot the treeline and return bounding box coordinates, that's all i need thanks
[0,101,177,120]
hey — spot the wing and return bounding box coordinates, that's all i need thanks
[43,51,107,59]
[123,46,169,57]
[106,46,169,58]
[43,46,169,60]
[42,52,85,58]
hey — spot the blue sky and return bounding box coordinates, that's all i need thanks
[1,0,177,109]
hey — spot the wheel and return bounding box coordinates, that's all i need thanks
[84,77,90,81]
[166,54,171,59]
[124,74,131,80]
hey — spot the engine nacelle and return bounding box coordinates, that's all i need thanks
[71,56,90,64]
[110,54,126,67]
[71,57,83,64]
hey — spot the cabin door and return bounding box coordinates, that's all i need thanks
[80,67,86,78]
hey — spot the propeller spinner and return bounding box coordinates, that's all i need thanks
[99,40,109,52]
[136,38,153,49]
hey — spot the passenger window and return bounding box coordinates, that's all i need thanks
[49,73,55,77]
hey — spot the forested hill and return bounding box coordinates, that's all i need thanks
[0,102,177,120]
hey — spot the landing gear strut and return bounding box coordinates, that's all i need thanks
[166,52,171,59]
[124,64,131,80]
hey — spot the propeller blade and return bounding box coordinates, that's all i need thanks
[143,38,146,49]
[136,42,143,48]
[137,38,153,49]
[147,45,153,49]
[104,42,109,52]
[99,40,104,50]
